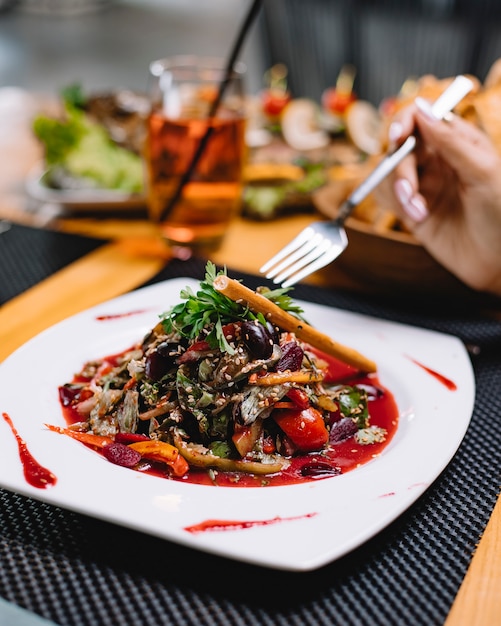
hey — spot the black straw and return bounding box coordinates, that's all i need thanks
[158,0,264,223]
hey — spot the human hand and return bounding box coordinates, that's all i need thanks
[376,98,501,297]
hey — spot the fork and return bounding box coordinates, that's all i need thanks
[260,74,474,288]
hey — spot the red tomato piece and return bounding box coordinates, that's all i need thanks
[115,432,150,445]
[273,407,328,452]
[321,87,356,115]
[261,89,292,117]
[286,387,310,410]
[221,322,240,340]
[188,340,210,352]
[178,339,212,363]
[262,435,276,455]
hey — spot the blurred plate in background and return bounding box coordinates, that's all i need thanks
[25,164,146,213]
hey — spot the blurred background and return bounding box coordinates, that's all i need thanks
[2,0,501,298]
[2,0,501,105]
[0,0,266,96]
[261,0,501,106]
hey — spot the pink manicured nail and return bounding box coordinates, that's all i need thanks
[394,178,412,204]
[394,178,428,222]
[388,121,403,144]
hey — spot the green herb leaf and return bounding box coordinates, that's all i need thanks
[160,261,305,353]
[337,386,369,429]
[256,285,305,318]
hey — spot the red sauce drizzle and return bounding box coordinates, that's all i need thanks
[96,309,148,321]
[2,412,57,489]
[406,356,457,390]
[184,512,317,534]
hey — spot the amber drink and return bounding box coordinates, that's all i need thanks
[145,56,247,250]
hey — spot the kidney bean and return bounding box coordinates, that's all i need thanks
[300,461,341,478]
[329,417,358,443]
[276,341,303,371]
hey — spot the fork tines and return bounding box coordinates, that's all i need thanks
[260,227,347,288]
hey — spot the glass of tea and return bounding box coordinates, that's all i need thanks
[145,55,247,251]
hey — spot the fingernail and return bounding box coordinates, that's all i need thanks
[415,97,438,122]
[394,178,412,204]
[388,121,403,144]
[394,178,429,222]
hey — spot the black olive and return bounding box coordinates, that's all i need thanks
[241,321,274,359]
[144,340,181,381]
[265,321,280,345]
[156,340,179,360]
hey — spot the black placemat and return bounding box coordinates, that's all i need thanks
[1,255,501,626]
[0,223,106,305]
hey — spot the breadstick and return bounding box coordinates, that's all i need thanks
[213,275,377,373]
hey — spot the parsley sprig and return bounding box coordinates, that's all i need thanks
[160,262,305,354]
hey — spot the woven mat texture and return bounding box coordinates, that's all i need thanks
[0,223,104,305]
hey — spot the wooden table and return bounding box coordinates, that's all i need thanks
[0,89,499,625]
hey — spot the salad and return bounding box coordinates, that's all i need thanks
[52,263,398,487]
[32,85,144,194]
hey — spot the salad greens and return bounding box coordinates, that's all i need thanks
[33,85,144,193]
[243,159,328,220]
[53,260,392,486]
[161,262,305,354]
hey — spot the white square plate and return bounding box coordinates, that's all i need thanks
[0,278,475,571]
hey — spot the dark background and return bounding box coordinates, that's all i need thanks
[259,0,501,105]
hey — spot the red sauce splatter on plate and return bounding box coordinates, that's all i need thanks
[406,356,457,390]
[184,513,317,533]
[96,309,148,321]
[2,412,57,489]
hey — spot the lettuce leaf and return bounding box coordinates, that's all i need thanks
[33,102,144,193]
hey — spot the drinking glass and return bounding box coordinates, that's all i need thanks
[145,55,247,251]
